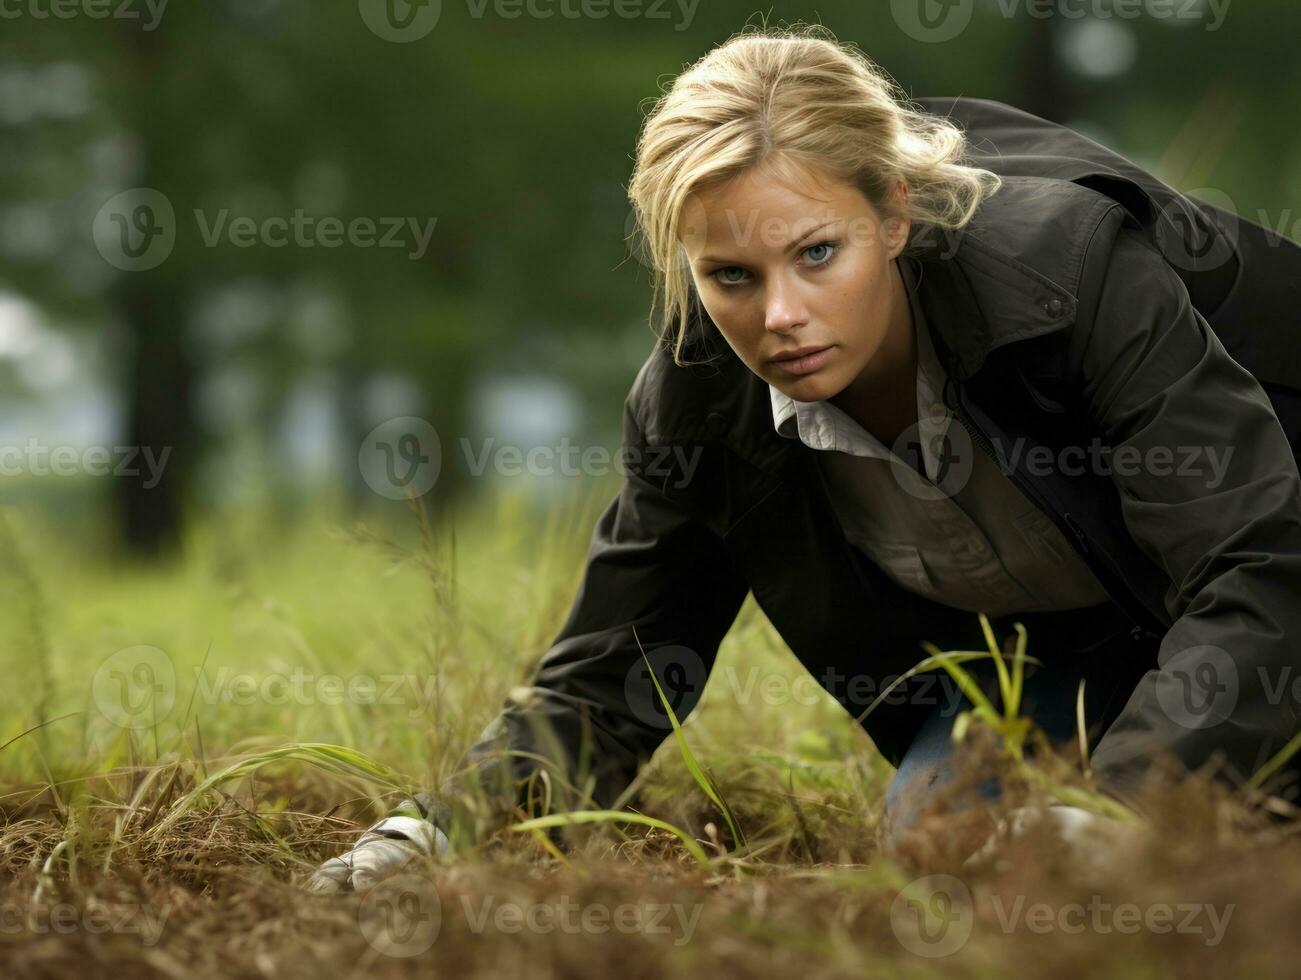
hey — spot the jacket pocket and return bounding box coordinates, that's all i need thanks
[848,537,936,594]
[1011,505,1071,567]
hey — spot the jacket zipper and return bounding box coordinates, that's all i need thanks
[941,374,1002,470]
[941,375,1158,642]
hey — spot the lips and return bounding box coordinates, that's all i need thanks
[770,344,831,363]
[769,345,834,377]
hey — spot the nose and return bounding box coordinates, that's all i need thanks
[764,274,807,334]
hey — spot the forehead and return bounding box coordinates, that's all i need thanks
[679,160,872,256]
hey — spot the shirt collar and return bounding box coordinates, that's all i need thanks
[769,256,951,472]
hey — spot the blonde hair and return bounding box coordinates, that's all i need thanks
[626,23,1003,367]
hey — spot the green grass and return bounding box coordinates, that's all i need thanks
[3,484,1301,978]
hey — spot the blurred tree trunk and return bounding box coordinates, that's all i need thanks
[111,23,192,558]
[115,271,192,557]
[1018,2,1074,123]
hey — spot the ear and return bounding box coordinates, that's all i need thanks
[883,180,912,259]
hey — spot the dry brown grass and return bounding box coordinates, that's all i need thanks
[4,496,1301,978]
[4,732,1301,979]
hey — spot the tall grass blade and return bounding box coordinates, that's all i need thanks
[1075,678,1091,777]
[632,626,745,850]
[853,649,1035,726]
[978,613,1012,710]
[509,810,710,865]
[1248,729,1301,791]
[149,742,409,837]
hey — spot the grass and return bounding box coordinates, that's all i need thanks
[3,482,1301,978]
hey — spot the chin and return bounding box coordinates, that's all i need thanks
[774,371,841,402]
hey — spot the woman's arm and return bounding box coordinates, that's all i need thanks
[309,364,749,890]
[436,383,751,843]
[1074,223,1301,804]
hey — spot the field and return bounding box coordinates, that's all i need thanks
[3,484,1301,979]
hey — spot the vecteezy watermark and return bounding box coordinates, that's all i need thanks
[624,644,709,729]
[193,210,437,259]
[358,874,702,956]
[886,419,1238,504]
[1,899,172,946]
[92,189,437,272]
[458,894,701,946]
[1258,666,1301,716]
[1156,649,1301,733]
[627,191,987,282]
[1256,209,1301,249]
[464,0,699,30]
[357,417,707,500]
[92,645,177,731]
[459,438,703,488]
[0,0,168,30]
[891,874,974,957]
[1156,184,1301,275]
[886,415,977,503]
[991,0,1230,30]
[359,0,698,42]
[359,874,442,957]
[358,417,442,500]
[891,874,1234,957]
[676,203,916,275]
[717,664,971,716]
[889,0,974,44]
[1156,644,1239,731]
[998,437,1236,488]
[623,645,978,730]
[1157,184,1301,274]
[1154,186,1240,274]
[891,0,1230,43]
[192,667,439,717]
[92,188,177,272]
[358,0,443,41]
[984,892,1234,946]
[0,440,170,487]
[91,646,446,729]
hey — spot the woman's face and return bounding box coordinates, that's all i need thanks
[678,163,911,403]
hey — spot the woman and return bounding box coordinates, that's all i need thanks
[309,25,1301,894]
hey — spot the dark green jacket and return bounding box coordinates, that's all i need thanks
[439,97,1301,835]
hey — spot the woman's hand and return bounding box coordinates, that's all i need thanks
[961,802,1148,877]
[305,799,451,895]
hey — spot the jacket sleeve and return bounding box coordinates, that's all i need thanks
[1074,224,1301,805]
[432,382,750,844]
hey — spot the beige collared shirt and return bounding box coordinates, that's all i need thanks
[769,257,1112,617]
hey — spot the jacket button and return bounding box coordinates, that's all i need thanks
[1045,298,1064,318]
[705,411,726,436]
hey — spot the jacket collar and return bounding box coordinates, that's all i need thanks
[905,216,1083,382]
[661,176,1125,478]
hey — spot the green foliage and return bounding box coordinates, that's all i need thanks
[914,612,1141,826]
[508,809,711,865]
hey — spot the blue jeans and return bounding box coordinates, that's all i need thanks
[882,600,1159,845]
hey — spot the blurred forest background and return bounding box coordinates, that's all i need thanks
[3,10,1300,976]
[0,0,1297,561]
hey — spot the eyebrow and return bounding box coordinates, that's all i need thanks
[695,219,840,266]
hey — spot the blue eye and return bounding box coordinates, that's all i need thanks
[710,240,840,288]
[805,242,836,264]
